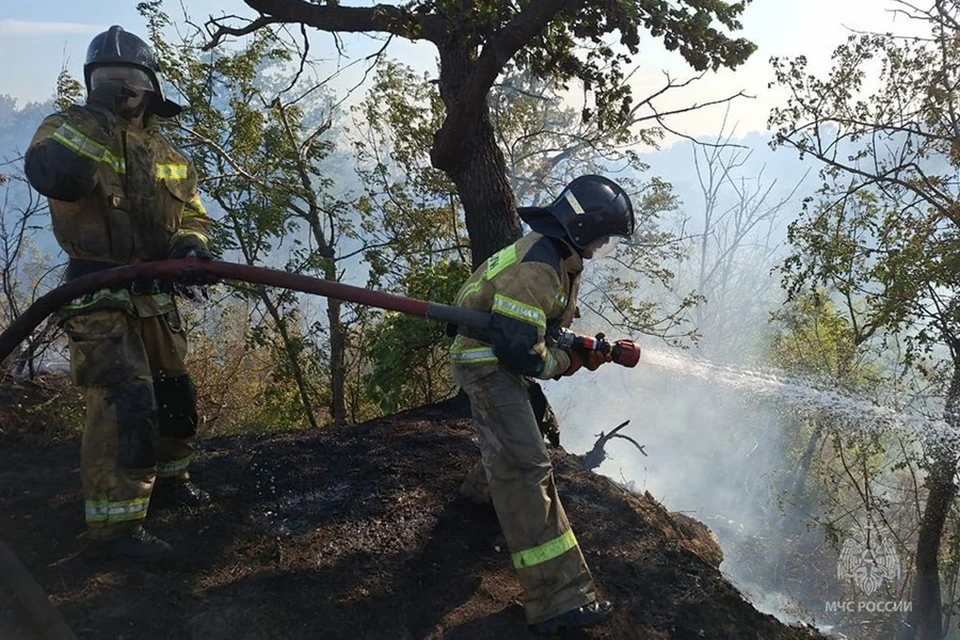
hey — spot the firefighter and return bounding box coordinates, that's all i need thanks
[24,26,215,560]
[449,175,634,634]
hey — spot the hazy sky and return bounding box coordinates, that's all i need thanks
[0,0,923,139]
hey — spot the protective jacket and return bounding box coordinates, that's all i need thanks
[450,232,582,380]
[25,103,209,537]
[25,104,211,317]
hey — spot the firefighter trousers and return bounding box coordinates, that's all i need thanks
[63,306,199,540]
[452,364,596,624]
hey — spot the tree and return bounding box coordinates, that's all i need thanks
[362,261,469,413]
[0,166,63,378]
[204,0,756,268]
[142,3,362,425]
[770,4,960,634]
[682,116,806,360]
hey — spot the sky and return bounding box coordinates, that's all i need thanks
[0,0,928,142]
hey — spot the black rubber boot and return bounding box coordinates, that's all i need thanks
[90,526,172,561]
[154,479,211,507]
[529,600,615,636]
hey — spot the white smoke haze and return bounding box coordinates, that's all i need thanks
[544,140,958,638]
[547,347,940,636]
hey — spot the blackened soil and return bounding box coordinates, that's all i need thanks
[0,394,822,639]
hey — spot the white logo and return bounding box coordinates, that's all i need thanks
[837,526,900,596]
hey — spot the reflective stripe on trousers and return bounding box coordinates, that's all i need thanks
[513,529,579,569]
[85,497,149,523]
[157,456,192,478]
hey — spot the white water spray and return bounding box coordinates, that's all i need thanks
[642,348,960,453]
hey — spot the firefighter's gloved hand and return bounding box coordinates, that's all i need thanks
[169,237,213,261]
[562,348,612,377]
[583,333,614,370]
[168,237,218,287]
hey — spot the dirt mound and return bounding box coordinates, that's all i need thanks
[0,373,81,444]
[0,395,822,639]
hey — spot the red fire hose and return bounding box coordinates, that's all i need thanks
[0,259,491,366]
[0,259,641,368]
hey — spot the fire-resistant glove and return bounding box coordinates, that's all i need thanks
[169,236,213,260]
[561,334,614,377]
[168,237,218,291]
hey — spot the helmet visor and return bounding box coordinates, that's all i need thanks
[90,66,156,93]
[584,235,620,260]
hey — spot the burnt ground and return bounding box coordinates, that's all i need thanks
[0,391,824,640]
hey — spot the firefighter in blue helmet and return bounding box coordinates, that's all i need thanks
[449,175,635,634]
[24,26,215,560]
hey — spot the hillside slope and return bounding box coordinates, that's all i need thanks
[0,394,822,639]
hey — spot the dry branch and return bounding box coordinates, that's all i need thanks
[578,419,647,471]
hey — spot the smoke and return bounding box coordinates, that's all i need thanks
[546,352,831,630]
[539,134,951,637]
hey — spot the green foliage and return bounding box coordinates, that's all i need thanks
[54,69,84,111]
[349,0,758,132]
[507,0,757,132]
[770,290,878,386]
[771,21,960,365]
[363,260,471,413]
[490,65,663,204]
[140,1,357,424]
[353,61,466,290]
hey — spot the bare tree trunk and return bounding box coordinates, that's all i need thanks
[900,363,960,640]
[326,293,347,425]
[259,287,320,430]
[434,46,522,268]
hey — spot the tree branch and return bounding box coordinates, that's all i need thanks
[205,0,445,50]
[578,420,647,470]
[472,0,583,104]
[432,0,582,168]
[204,15,281,49]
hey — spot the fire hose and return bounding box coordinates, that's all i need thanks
[0,259,641,368]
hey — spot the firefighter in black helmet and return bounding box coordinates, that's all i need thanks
[449,175,634,634]
[23,26,215,560]
[84,25,184,119]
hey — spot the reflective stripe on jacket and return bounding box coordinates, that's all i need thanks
[25,104,212,316]
[450,232,582,380]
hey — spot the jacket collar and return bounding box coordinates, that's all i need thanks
[556,238,584,275]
